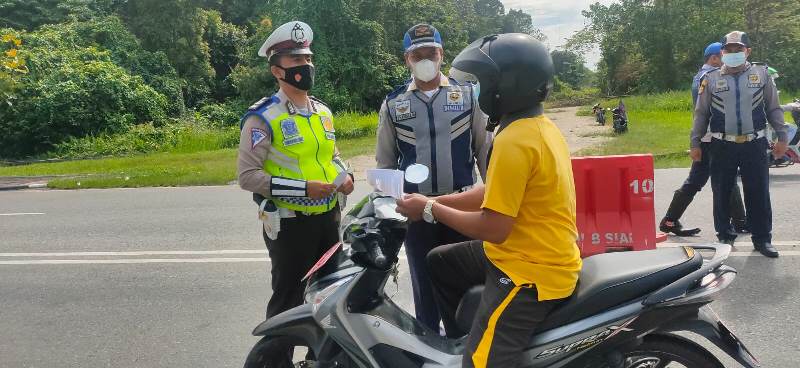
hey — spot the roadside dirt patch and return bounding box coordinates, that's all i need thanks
[346,106,611,180]
[546,106,612,154]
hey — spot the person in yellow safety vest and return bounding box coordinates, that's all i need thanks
[236,21,354,333]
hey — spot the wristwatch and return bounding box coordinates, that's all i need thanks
[423,199,437,224]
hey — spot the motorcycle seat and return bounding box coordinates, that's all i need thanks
[454,246,702,335]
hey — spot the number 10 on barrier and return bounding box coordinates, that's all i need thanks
[630,179,654,195]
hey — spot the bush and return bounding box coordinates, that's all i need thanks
[0,17,185,158]
[0,53,170,157]
[547,78,602,108]
[50,120,240,159]
[197,101,244,127]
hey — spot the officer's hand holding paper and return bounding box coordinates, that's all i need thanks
[366,164,429,199]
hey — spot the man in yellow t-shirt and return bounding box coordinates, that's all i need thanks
[396,34,581,368]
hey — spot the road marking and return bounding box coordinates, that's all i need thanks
[660,242,798,249]
[729,251,800,257]
[0,257,270,265]
[0,212,45,216]
[0,249,267,257]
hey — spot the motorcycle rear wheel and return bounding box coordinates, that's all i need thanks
[617,334,724,368]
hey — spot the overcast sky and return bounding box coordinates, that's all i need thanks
[501,0,617,68]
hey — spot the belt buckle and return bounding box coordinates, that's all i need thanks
[735,135,747,143]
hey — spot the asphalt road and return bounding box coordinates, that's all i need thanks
[2,167,799,367]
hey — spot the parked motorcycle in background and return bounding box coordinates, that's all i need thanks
[592,103,608,126]
[612,100,629,134]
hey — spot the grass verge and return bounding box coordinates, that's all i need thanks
[0,136,377,189]
[574,90,800,169]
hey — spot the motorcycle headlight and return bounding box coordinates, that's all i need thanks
[308,276,355,310]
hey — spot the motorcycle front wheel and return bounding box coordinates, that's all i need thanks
[615,334,724,368]
[243,336,315,368]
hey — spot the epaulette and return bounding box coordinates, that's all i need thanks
[386,80,411,100]
[248,95,279,111]
[699,67,720,79]
[241,95,280,130]
[309,95,331,113]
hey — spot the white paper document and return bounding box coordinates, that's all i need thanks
[333,170,349,189]
[366,169,405,199]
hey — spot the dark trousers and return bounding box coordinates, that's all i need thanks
[427,241,563,368]
[263,209,339,319]
[405,221,471,331]
[709,138,772,243]
[680,142,745,223]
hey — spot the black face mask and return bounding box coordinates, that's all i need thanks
[278,64,315,91]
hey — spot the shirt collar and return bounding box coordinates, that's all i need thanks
[276,88,315,115]
[721,62,751,76]
[407,73,450,92]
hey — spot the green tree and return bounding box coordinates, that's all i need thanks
[117,0,215,107]
[0,0,115,29]
[202,9,247,101]
[551,49,588,88]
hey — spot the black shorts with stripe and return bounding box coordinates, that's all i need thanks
[427,240,567,368]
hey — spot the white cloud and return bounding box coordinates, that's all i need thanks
[501,0,617,68]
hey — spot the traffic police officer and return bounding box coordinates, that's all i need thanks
[237,21,355,322]
[375,24,491,331]
[691,31,787,257]
[660,42,747,236]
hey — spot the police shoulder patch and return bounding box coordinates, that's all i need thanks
[251,128,268,149]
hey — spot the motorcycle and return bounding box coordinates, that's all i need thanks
[612,100,628,134]
[591,103,608,126]
[243,172,758,368]
[768,98,800,167]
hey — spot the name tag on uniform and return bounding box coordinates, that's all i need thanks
[715,79,729,92]
[444,90,465,112]
[281,119,304,146]
[747,73,763,88]
[395,99,416,121]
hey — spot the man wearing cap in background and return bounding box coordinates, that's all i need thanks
[691,31,787,257]
[660,42,748,236]
[237,20,354,327]
[375,23,491,332]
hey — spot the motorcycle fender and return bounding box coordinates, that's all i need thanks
[251,304,328,352]
[659,306,759,368]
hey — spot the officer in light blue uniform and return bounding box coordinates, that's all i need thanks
[375,24,491,331]
[691,31,787,258]
[660,42,747,236]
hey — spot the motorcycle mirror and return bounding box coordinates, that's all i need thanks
[405,164,429,184]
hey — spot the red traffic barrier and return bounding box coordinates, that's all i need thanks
[572,154,658,257]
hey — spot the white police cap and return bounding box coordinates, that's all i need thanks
[258,21,314,60]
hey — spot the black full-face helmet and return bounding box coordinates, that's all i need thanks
[450,33,554,122]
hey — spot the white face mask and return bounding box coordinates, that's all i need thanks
[411,59,440,83]
[721,52,747,68]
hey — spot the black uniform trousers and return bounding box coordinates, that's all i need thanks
[680,142,746,224]
[709,137,772,243]
[405,220,471,331]
[427,240,566,368]
[262,208,339,319]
